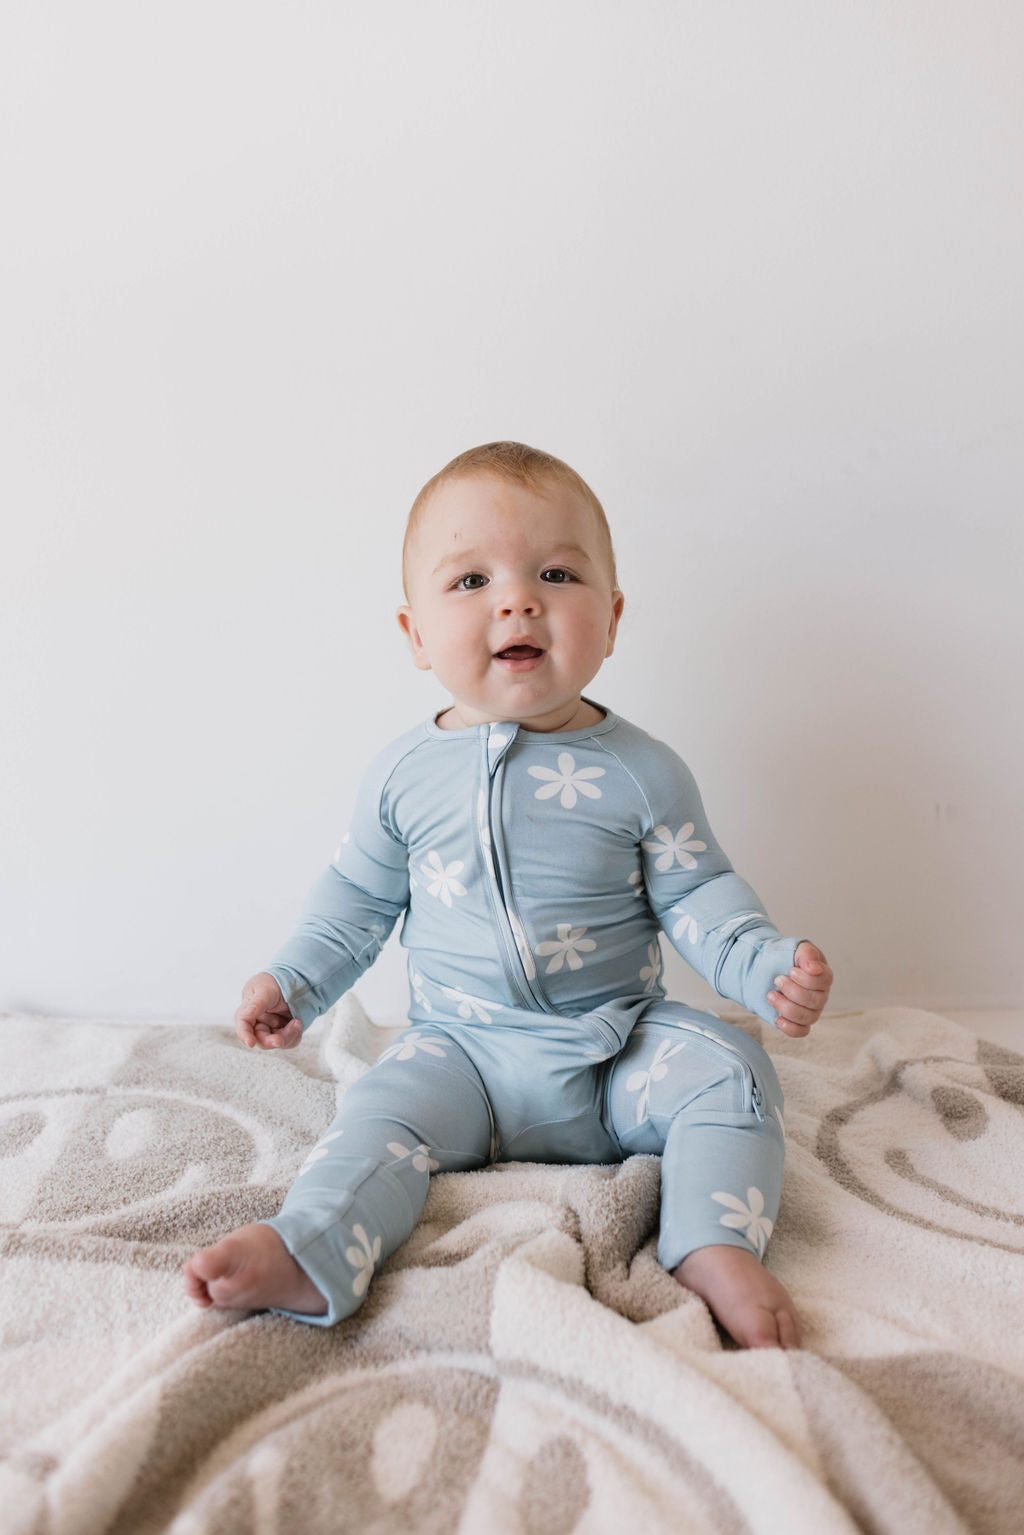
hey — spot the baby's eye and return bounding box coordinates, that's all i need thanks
[454,572,489,591]
[541,567,575,584]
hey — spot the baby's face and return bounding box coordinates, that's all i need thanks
[397,475,623,731]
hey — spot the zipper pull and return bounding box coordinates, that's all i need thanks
[751,1084,766,1122]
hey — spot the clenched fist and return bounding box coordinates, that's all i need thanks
[766,942,833,1038]
[234,972,303,1050]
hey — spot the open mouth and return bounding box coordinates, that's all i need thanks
[493,644,546,672]
[494,645,544,661]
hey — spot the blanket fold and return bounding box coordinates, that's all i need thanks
[1,1000,1023,1534]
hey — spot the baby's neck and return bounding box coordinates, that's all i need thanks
[436,698,605,733]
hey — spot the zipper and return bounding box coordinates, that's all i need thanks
[664,1018,766,1120]
[479,735,553,1014]
[474,730,769,1117]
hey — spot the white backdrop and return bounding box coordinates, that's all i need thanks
[2,2,1022,1025]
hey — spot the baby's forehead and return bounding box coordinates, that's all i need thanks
[413,473,595,547]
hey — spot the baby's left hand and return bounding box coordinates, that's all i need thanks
[767,942,833,1037]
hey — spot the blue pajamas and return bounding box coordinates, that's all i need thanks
[263,706,798,1325]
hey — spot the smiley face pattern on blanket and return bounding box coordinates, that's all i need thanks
[2,1000,1024,1535]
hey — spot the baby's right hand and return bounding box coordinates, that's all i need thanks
[234,973,303,1051]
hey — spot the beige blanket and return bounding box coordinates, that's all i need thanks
[1,999,1023,1534]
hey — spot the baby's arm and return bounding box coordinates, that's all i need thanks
[264,860,407,1032]
[240,748,410,1044]
[636,742,830,1032]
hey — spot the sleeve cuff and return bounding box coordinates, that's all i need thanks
[264,966,321,1031]
[725,934,802,1026]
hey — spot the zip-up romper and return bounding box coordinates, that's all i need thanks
[264,706,796,1325]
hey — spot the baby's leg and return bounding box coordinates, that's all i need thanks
[184,1026,493,1324]
[605,1003,797,1349]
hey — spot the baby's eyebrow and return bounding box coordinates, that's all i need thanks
[431,543,593,576]
[432,548,484,576]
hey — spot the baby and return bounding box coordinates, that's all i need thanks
[184,441,832,1349]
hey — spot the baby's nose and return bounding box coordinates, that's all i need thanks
[497,585,540,616]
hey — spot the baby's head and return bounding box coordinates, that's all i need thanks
[401,442,618,600]
[397,442,624,733]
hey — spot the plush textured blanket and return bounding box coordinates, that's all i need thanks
[1,999,1023,1534]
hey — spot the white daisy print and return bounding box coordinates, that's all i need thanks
[507,909,537,981]
[422,850,467,907]
[296,1129,344,1177]
[670,908,701,945]
[714,911,763,937]
[411,972,432,1011]
[476,790,495,878]
[639,940,663,993]
[377,1030,449,1064]
[711,1187,774,1257]
[626,1037,687,1124]
[346,1223,382,1297]
[535,923,597,974]
[528,752,605,809]
[441,986,496,1024]
[642,823,708,871]
[387,1141,439,1173]
[628,869,644,898]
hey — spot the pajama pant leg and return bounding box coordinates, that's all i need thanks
[262,1025,493,1325]
[604,1002,786,1273]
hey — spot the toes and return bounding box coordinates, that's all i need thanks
[182,1258,213,1306]
[748,1305,802,1350]
[183,1242,239,1302]
[777,1308,802,1350]
[189,1244,232,1285]
[748,1307,785,1349]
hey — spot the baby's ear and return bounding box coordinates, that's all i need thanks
[396,606,432,671]
[605,590,625,656]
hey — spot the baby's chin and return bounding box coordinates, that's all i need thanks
[488,695,603,734]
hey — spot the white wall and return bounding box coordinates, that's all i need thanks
[2,1,1022,1025]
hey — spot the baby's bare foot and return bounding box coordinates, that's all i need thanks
[183,1223,328,1316]
[672,1244,802,1349]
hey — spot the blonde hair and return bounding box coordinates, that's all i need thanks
[402,441,618,598]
